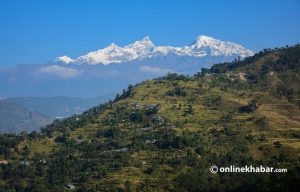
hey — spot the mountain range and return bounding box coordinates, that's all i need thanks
[0,35,253,98]
[56,35,253,65]
[0,45,299,191]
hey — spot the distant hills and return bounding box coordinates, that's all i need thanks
[0,99,50,133]
[9,96,112,119]
[0,35,253,97]
[0,95,111,133]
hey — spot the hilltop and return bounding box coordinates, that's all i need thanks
[0,45,299,191]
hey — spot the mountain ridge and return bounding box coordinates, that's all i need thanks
[56,35,254,65]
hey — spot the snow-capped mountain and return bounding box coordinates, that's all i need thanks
[57,35,253,65]
[1,35,254,98]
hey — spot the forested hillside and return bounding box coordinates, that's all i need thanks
[0,45,299,191]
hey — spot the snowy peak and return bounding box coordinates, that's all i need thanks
[125,36,155,51]
[143,36,151,41]
[137,36,154,46]
[191,35,254,57]
[106,43,119,50]
[193,35,218,47]
[56,55,75,64]
[57,35,253,65]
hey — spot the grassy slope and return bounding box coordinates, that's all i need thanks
[15,77,300,191]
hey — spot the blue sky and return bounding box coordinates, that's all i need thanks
[0,0,299,67]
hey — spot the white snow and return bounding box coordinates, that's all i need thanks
[56,56,75,64]
[56,35,254,65]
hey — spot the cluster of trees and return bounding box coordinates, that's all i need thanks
[114,84,134,102]
[0,133,24,159]
[166,87,187,97]
[157,73,192,81]
[209,45,299,74]
[206,45,300,103]
[239,99,259,113]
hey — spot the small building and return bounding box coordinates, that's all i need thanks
[71,178,79,183]
[0,160,8,165]
[141,127,152,132]
[65,184,75,190]
[55,116,64,120]
[145,104,161,110]
[132,103,141,108]
[20,161,30,166]
[145,139,156,144]
[74,137,83,143]
[114,148,129,152]
[152,116,164,125]
[39,159,47,164]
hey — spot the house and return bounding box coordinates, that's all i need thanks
[152,115,163,120]
[145,139,156,144]
[65,184,75,190]
[141,127,152,132]
[132,103,141,108]
[71,178,79,183]
[152,116,164,125]
[74,137,83,143]
[145,104,161,110]
[39,159,47,164]
[0,160,8,165]
[20,161,30,166]
[114,148,129,152]
[155,104,161,109]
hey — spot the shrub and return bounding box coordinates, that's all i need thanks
[166,87,187,97]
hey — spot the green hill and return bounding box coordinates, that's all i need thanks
[0,45,299,191]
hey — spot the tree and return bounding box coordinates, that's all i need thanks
[125,180,134,192]
[186,104,194,114]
